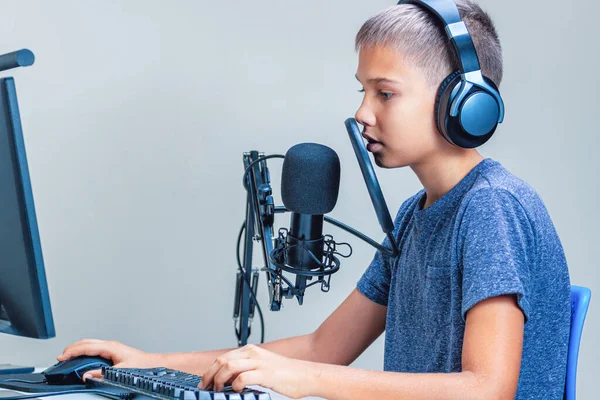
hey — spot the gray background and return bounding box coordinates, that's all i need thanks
[0,0,597,398]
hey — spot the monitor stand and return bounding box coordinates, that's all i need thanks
[0,318,34,374]
[0,312,41,375]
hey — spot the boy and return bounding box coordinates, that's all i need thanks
[58,1,571,399]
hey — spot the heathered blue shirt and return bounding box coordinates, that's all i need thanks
[357,158,571,399]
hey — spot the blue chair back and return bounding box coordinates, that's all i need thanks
[565,285,591,400]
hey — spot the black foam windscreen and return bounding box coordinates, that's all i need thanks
[281,143,341,215]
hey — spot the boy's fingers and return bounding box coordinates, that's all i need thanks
[58,343,116,362]
[200,351,249,390]
[58,343,95,360]
[82,369,103,382]
[59,339,105,360]
[212,359,258,392]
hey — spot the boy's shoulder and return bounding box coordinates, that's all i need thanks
[468,158,535,196]
[394,158,550,227]
[460,158,547,220]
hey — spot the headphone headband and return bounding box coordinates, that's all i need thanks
[398,0,480,74]
[397,0,504,123]
[390,0,506,146]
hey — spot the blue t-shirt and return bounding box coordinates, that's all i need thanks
[357,158,571,399]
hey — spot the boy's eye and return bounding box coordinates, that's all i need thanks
[357,88,394,100]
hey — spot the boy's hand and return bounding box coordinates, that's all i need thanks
[200,344,317,399]
[57,339,163,380]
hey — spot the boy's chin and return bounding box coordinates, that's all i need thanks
[372,153,407,169]
[373,155,389,168]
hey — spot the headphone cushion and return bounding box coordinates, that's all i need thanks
[434,70,462,144]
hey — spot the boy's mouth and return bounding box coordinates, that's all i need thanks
[366,141,383,153]
[362,132,383,152]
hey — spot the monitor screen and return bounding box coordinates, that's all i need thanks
[0,77,55,339]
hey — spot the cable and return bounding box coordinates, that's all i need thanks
[0,389,133,400]
[242,154,285,189]
[235,222,265,344]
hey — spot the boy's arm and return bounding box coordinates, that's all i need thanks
[60,287,387,378]
[163,289,387,375]
[181,287,386,374]
[309,294,524,400]
[309,287,387,365]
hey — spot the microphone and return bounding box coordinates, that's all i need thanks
[270,143,342,305]
[234,125,400,344]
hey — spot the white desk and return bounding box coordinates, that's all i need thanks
[0,369,325,400]
[0,388,321,400]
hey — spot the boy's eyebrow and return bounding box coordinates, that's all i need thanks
[355,73,402,85]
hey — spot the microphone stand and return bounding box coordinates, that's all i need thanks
[234,151,282,346]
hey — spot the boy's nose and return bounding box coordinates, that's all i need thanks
[355,100,375,128]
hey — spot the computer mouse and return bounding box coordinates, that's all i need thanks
[42,356,113,385]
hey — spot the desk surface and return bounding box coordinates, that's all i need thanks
[0,369,324,400]
[0,388,322,400]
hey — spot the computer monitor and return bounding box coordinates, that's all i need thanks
[0,52,55,367]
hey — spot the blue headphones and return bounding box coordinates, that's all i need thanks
[397,0,505,148]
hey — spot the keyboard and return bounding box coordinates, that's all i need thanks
[86,366,271,400]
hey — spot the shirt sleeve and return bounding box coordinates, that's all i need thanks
[356,236,394,306]
[356,196,415,306]
[459,188,534,322]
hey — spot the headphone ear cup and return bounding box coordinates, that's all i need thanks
[434,70,462,146]
[435,71,500,148]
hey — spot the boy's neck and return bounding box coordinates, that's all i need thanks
[410,151,485,210]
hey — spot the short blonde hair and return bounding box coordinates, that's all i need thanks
[355,0,503,88]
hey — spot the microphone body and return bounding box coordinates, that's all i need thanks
[286,213,324,295]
